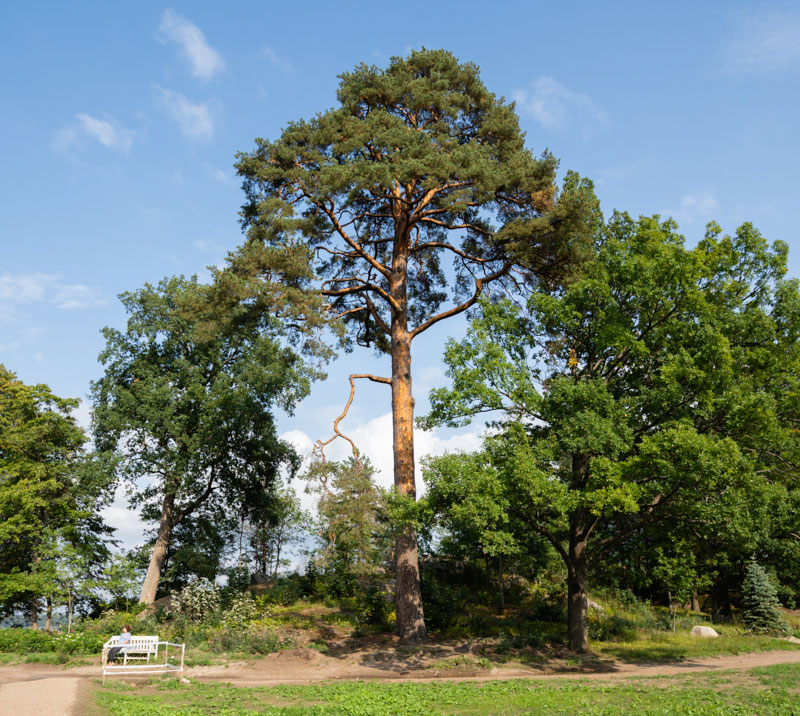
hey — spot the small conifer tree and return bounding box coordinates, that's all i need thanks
[740,561,789,634]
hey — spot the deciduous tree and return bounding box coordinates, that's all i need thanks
[92,276,313,604]
[423,214,800,650]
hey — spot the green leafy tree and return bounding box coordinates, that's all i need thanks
[741,560,789,634]
[92,275,314,604]
[246,484,309,579]
[102,551,142,612]
[421,451,523,610]
[0,366,112,627]
[307,457,389,577]
[422,214,800,650]
[229,49,598,638]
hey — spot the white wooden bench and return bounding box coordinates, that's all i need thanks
[101,639,185,685]
[102,634,159,665]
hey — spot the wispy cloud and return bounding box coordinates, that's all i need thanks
[262,45,294,74]
[157,9,225,81]
[513,76,607,132]
[53,113,135,154]
[0,272,57,303]
[720,7,800,75]
[155,86,216,142]
[0,272,104,310]
[53,284,105,310]
[662,191,719,226]
[207,166,233,184]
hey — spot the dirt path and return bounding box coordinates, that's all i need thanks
[0,647,798,714]
[0,677,82,716]
[182,647,800,686]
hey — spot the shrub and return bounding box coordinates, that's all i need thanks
[356,580,392,627]
[223,592,257,627]
[588,614,638,641]
[172,579,221,623]
[206,625,292,654]
[0,629,104,654]
[420,572,461,632]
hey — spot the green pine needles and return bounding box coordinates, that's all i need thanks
[741,561,789,635]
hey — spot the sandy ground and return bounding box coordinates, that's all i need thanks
[0,677,82,716]
[0,645,799,714]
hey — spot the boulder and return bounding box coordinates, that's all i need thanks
[588,599,605,613]
[690,625,719,638]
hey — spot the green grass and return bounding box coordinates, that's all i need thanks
[0,651,93,666]
[593,631,800,663]
[94,664,800,715]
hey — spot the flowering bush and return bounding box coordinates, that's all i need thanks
[172,579,221,623]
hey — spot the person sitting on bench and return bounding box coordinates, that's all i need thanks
[107,625,132,664]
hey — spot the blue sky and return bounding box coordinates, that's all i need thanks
[2,1,799,547]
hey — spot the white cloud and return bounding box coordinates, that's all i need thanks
[71,399,92,432]
[513,76,607,132]
[53,114,135,154]
[720,8,800,75]
[53,283,105,310]
[0,272,57,303]
[0,272,104,311]
[102,487,150,550]
[280,414,483,516]
[663,191,719,226]
[77,113,134,151]
[262,45,294,74]
[157,9,224,81]
[208,166,233,184]
[156,86,216,142]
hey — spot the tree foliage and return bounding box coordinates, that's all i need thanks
[228,48,598,639]
[740,560,789,634]
[92,275,313,603]
[422,214,800,650]
[0,365,112,625]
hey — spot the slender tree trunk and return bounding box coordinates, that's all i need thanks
[45,596,52,631]
[30,597,39,629]
[691,590,701,613]
[273,534,284,579]
[390,263,426,641]
[67,591,73,634]
[567,525,589,652]
[498,555,505,613]
[139,491,176,604]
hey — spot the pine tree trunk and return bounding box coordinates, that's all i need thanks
[567,528,589,652]
[45,596,52,631]
[139,491,176,604]
[390,305,425,641]
[67,591,73,633]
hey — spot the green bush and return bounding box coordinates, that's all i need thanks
[0,629,105,654]
[588,614,638,641]
[205,625,293,654]
[420,573,461,632]
[356,580,392,627]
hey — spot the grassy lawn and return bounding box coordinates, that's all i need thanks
[94,664,800,716]
[592,632,800,663]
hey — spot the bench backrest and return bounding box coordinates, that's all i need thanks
[104,635,159,650]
